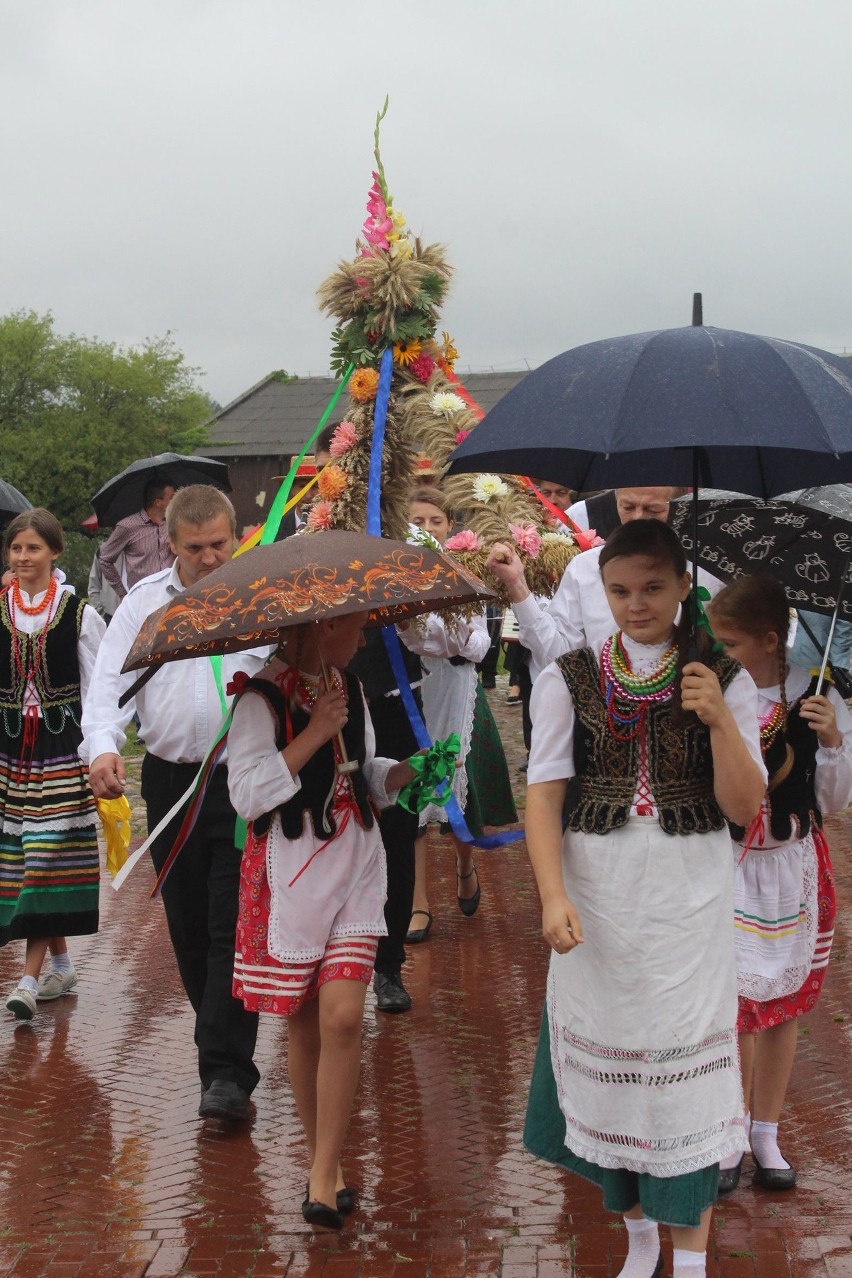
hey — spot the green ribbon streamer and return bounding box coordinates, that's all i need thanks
[259,364,354,546]
[396,734,461,814]
[695,586,723,653]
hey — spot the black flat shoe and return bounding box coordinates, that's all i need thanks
[302,1189,344,1229]
[717,1155,744,1195]
[406,909,433,943]
[753,1153,797,1190]
[457,862,481,917]
[336,1186,358,1214]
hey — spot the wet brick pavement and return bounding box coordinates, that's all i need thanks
[1,675,851,1276]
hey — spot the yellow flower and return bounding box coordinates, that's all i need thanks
[350,367,380,402]
[393,338,423,367]
[441,331,459,369]
[317,464,348,501]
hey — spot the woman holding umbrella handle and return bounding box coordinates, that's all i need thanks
[523,520,765,1278]
[226,611,419,1231]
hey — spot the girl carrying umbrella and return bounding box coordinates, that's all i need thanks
[523,520,765,1278]
[227,610,420,1230]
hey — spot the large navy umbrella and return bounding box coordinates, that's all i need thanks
[0,479,33,522]
[91,452,231,526]
[448,325,852,495]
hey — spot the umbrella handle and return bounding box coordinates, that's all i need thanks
[319,653,360,775]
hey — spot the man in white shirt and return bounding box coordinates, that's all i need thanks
[81,486,269,1122]
[487,487,720,676]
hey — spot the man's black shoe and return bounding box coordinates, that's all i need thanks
[198,1078,251,1121]
[373,970,412,1014]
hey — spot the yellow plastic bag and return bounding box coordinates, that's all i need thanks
[97,795,132,877]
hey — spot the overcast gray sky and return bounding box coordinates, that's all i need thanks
[2,1,850,409]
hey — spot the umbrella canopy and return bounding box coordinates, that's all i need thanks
[0,479,33,522]
[91,453,231,525]
[669,489,852,619]
[448,326,852,495]
[121,530,495,673]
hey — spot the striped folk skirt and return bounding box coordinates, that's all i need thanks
[0,717,99,944]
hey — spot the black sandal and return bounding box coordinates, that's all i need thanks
[457,862,481,917]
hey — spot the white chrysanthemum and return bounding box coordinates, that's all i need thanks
[472,474,509,503]
[542,529,571,542]
[429,391,466,418]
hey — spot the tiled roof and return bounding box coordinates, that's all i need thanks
[199,370,529,458]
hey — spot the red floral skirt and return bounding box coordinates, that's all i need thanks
[233,826,376,1017]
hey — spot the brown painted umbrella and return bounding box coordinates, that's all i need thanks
[121,529,495,674]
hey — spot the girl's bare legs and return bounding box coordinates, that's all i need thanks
[22,937,51,981]
[288,978,368,1208]
[312,979,368,1205]
[453,834,478,901]
[410,833,429,917]
[671,1204,713,1254]
[751,1019,797,1123]
[47,937,68,960]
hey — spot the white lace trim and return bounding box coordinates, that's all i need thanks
[736,834,818,1001]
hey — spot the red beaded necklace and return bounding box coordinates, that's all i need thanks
[11,574,58,616]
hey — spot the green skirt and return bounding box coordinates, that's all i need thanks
[443,681,517,838]
[524,1010,719,1227]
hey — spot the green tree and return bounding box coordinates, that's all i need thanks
[0,310,214,524]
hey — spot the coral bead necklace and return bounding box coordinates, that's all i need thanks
[11,573,58,617]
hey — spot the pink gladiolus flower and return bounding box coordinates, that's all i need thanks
[329,421,358,457]
[509,523,542,559]
[307,501,333,531]
[444,529,482,553]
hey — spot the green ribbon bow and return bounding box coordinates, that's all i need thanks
[396,734,461,814]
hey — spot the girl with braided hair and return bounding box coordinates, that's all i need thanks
[524,520,765,1278]
[708,575,852,1194]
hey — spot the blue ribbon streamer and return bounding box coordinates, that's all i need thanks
[366,343,521,849]
[366,346,394,537]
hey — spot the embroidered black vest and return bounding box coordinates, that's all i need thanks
[242,670,375,839]
[729,680,821,842]
[558,647,740,836]
[0,591,86,737]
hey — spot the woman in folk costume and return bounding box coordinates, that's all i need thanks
[522,520,765,1278]
[401,486,517,942]
[708,576,852,1195]
[227,611,417,1231]
[1,509,105,1021]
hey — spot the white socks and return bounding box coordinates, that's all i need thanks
[50,952,73,974]
[751,1119,791,1170]
[616,1216,660,1277]
[672,1249,705,1275]
[18,975,38,995]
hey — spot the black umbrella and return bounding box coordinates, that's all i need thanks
[448,324,852,495]
[0,479,33,522]
[91,453,231,526]
[669,490,852,618]
[670,486,852,693]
